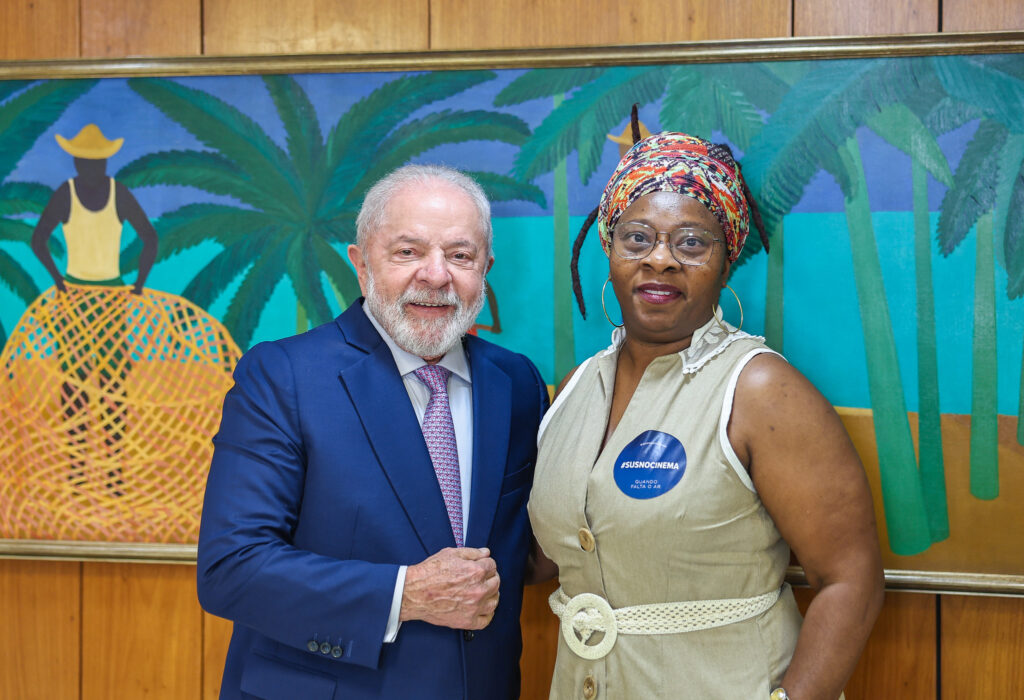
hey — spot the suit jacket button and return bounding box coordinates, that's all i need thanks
[331,645,343,658]
[319,641,332,654]
[306,640,319,652]
[463,630,475,641]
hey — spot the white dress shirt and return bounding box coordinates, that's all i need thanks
[363,303,474,643]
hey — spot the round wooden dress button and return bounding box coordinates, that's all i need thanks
[582,675,597,699]
[578,527,596,552]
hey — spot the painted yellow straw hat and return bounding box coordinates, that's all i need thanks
[55,124,124,159]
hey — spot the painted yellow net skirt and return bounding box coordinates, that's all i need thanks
[0,284,241,543]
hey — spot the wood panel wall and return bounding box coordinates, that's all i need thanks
[2,1,1023,698]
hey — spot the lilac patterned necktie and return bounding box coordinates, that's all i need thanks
[414,365,464,547]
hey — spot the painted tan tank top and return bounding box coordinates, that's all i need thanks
[64,178,122,281]
[529,317,811,699]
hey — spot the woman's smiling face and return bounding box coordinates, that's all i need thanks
[608,191,731,347]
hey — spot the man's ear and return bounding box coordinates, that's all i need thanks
[347,244,369,295]
[485,255,495,275]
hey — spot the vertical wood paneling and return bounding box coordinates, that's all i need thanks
[792,588,936,699]
[203,610,234,700]
[520,579,559,698]
[430,0,791,50]
[943,1,1024,32]
[794,0,937,36]
[0,560,81,700]
[0,0,79,60]
[941,595,1024,699]
[80,0,201,58]
[202,0,429,56]
[81,563,201,700]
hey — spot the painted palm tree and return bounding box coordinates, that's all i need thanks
[497,63,793,369]
[0,79,98,347]
[742,56,952,556]
[116,72,544,348]
[865,82,960,541]
[931,54,1024,493]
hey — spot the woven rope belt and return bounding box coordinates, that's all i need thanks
[549,585,783,660]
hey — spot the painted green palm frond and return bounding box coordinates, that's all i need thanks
[119,203,270,272]
[512,66,672,184]
[660,66,773,149]
[761,61,813,88]
[0,247,40,303]
[115,150,275,212]
[467,171,547,208]
[936,120,1007,255]
[743,58,924,231]
[921,96,983,136]
[0,80,31,103]
[1005,166,1024,299]
[0,217,33,243]
[933,55,1024,133]
[222,240,290,348]
[994,136,1024,299]
[711,63,792,113]
[867,103,953,187]
[319,216,357,246]
[0,182,53,215]
[263,75,324,189]
[287,235,334,328]
[180,230,275,310]
[322,71,497,202]
[708,81,767,151]
[494,67,607,106]
[659,70,707,135]
[128,78,304,211]
[980,54,1024,81]
[311,237,361,309]
[338,110,533,211]
[0,79,97,181]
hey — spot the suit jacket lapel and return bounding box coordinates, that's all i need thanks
[336,304,455,555]
[465,338,511,548]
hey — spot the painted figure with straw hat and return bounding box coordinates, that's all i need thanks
[0,124,241,544]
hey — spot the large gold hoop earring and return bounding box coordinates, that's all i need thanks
[712,284,743,333]
[601,277,624,328]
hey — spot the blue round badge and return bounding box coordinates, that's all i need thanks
[613,430,687,499]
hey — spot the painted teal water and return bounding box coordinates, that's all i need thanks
[2,210,1022,416]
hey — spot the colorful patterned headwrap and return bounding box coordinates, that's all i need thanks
[597,132,751,262]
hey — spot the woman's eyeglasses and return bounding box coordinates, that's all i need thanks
[611,223,721,266]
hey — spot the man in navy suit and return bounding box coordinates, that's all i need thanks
[198,164,548,700]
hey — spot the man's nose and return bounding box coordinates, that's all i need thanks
[417,250,452,287]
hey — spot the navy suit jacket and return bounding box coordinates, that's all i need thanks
[198,301,548,700]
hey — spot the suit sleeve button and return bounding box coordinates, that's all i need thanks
[331,645,343,658]
[306,640,319,652]
[463,630,475,641]
[319,642,332,654]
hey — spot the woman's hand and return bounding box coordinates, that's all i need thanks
[729,353,885,700]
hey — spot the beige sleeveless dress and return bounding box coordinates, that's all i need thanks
[529,317,807,699]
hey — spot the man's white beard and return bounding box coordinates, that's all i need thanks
[365,271,486,359]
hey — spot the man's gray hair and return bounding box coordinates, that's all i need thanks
[355,164,492,253]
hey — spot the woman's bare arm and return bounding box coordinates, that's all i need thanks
[729,353,884,700]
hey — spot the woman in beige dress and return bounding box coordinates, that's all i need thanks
[527,119,883,700]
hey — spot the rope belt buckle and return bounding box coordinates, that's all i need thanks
[549,585,783,660]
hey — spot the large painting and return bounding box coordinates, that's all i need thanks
[0,35,1022,590]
